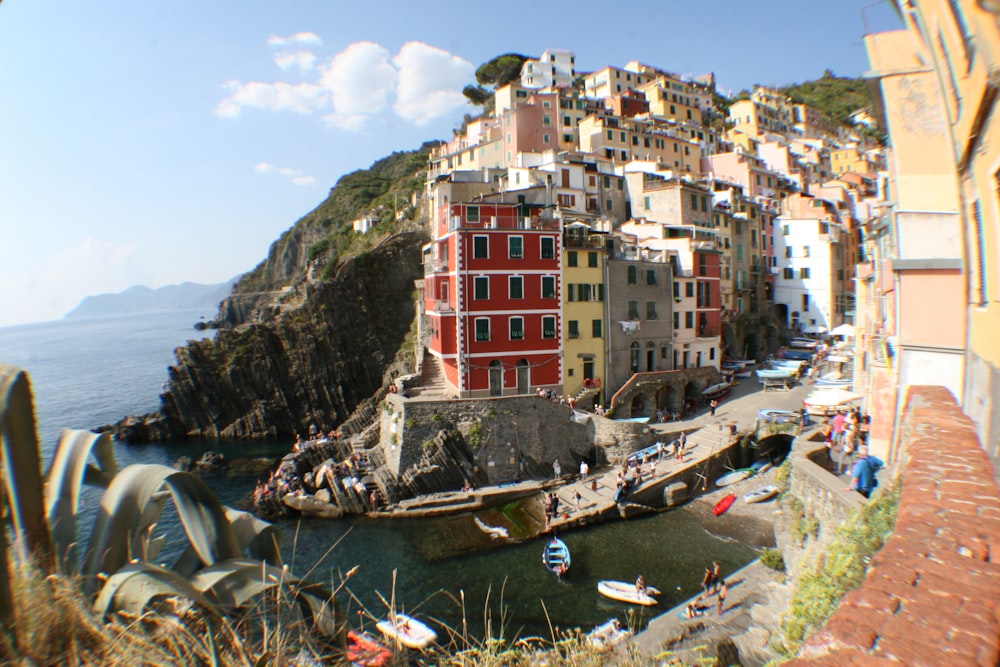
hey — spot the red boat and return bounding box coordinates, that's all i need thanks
[347,630,392,667]
[712,492,736,516]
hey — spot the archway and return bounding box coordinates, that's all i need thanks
[774,303,789,329]
[630,394,646,418]
[489,360,503,396]
[683,381,701,416]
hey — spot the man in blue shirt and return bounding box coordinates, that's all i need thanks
[844,446,883,498]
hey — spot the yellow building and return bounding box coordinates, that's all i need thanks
[562,224,608,405]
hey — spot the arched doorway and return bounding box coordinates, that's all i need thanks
[489,360,503,396]
[656,385,674,418]
[516,359,529,394]
[774,303,789,329]
[630,394,646,417]
[683,381,701,416]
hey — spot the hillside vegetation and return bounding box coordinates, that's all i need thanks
[779,69,873,125]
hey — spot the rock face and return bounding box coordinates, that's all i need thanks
[110,232,426,441]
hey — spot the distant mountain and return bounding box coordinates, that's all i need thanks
[64,278,239,320]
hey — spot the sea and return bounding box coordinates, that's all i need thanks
[0,310,757,640]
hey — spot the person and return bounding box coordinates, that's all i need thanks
[635,574,647,595]
[369,490,378,512]
[685,599,701,618]
[701,565,713,594]
[461,479,473,493]
[717,580,728,616]
[711,561,722,594]
[830,410,847,448]
[292,434,303,452]
[553,459,562,479]
[710,399,718,417]
[675,432,687,461]
[579,460,589,481]
[309,423,318,440]
[845,447,884,498]
[573,490,582,511]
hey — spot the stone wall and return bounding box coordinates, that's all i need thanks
[379,394,653,486]
[787,385,1000,665]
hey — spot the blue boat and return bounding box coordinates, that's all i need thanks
[780,349,814,361]
[543,537,571,576]
[757,368,796,380]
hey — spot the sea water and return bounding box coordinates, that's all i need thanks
[0,311,757,639]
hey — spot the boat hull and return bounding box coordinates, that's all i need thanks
[543,537,571,575]
[376,614,437,650]
[586,619,633,651]
[743,485,779,504]
[713,492,736,516]
[597,580,660,606]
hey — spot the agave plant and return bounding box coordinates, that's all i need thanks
[0,364,344,663]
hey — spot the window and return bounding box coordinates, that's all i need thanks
[592,319,602,338]
[567,284,575,301]
[542,316,557,339]
[800,268,811,279]
[643,196,651,210]
[646,301,658,319]
[567,251,578,267]
[579,283,592,301]
[509,236,523,259]
[588,252,598,267]
[627,300,639,320]
[606,199,613,211]
[646,269,656,285]
[563,133,574,142]
[543,115,551,126]
[475,318,490,341]
[542,276,556,299]
[541,237,555,259]
[568,320,580,338]
[673,312,680,329]
[509,276,523,299]
[473,235,488,259]
[783,267,794,279]
[509,317,524,340]
[606,129,614,140]
[802,294,810,311]
[563,116,571,126]
[803,246,811,257]
[543,134,550,144]
[474,276,489,299]
[685,311,694,328]
[691,193,698,209]
[467,206,479,222]
[709,347,716,360]
[685,282,694,298]
[627,265,637,284]
[785,247,792,258]
[701,196,708,212]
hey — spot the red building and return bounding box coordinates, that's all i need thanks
[694,249,722,338]
[424,202,563,397]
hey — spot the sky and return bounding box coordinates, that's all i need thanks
[0,0,903,327]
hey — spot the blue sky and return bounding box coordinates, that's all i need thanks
[0,0,901,327]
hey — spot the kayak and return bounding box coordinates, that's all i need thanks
[543,537,571,576]
[346,630,392,667]
[586,618,633,651]
[375,613,437,650]
[743,485,780,504]
[597,580,660,606]
[712,492,736,516]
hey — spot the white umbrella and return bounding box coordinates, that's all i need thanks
[830,323,855,338]
[804,388,863,407]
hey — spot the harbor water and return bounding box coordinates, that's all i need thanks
[0,310,759,639]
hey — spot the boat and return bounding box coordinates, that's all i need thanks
[769,359,805,370]
[626,441,666,466]
[780,349,815,361]
[474,516,509,540]
[733,368,753,379]
[347,630,392,667]
[789,338,820,349]
[727,358,756,367]
[597,580,661,606]
[615,416,650,424]
[585,618,633,651]
[757,408,800,423]
[715,468,753,487]
[702,381,733,400]
[542,537,571,576]
[375,614,437,650]
[743,485,780,504]
[712,492,736,516]
[815,371,852,387]
[750,458,772,475]
[756,368,796,381]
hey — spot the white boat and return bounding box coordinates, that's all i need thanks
[597,580,660,606]
[702,381,733,400]
[770,359,805,370]
[743,485,779,504]
[815,371,852,387]
[733,368,753,379]
[586,618,633,651]
[376,613,437,650]
[757,408,800,423]
[715,468,753,487]
[757,368,796,381]
[789,338,820,349]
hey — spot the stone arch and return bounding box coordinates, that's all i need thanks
[630,394,646,417]
[683,381,701,416]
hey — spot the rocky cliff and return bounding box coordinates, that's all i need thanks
[109,145,434,442]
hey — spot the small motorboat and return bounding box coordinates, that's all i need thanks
[780,349,815,361]
[756,368,796,381]
[597,580,660,606]
[626,441,666,467]
[702,381,733,400]
[585,618,633,651]
[347,630,392,667]
[712,492,736,516]
[715,468,753,488]
[375,613,437,650]
[757,408,800,423]
[542,536,571,576]
[744,485,779,504]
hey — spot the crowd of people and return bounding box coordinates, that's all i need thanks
[685,560,729,618]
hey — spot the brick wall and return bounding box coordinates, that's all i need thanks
[788,385,1000,665]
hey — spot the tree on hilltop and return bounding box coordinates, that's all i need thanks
[463,53,532,107]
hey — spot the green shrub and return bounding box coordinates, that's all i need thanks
[760,548,786,572]
[468,423,484,449]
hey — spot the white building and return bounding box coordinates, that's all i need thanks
[772,195,850,333]
[520,49,575,89]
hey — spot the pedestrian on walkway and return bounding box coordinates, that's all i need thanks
[573,490,582,511]
[553,459,561,479]
[579,460,589,481]
[701,565,713,594]
[717,580,728,616]
[710,399,718,417]
[710,560,721,593]
[675,432,687,461]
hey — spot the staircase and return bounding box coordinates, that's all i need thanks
[416,350,452,399]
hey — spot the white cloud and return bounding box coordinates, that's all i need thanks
[392,41,473,125]
[217,39,474,130]
[319,41,397,129]
[274,50,317,72]
[215,80,326,117]
[267,32,321,47]
[254,162,317,186]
